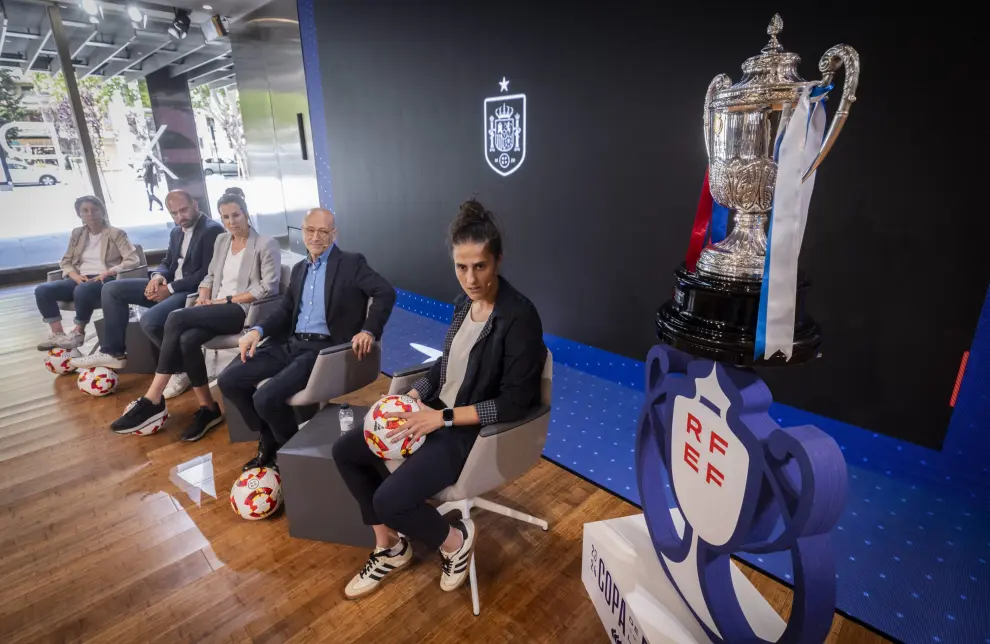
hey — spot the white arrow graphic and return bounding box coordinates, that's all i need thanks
[410,343,442,363]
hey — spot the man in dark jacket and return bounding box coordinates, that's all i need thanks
[218,207,396,470]
[71,191,224,379]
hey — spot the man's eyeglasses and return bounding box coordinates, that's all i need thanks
[303,227,335,239]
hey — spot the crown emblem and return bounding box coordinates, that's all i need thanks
[494,103,514,119]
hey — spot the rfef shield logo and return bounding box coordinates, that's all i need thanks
[484,77,526,176]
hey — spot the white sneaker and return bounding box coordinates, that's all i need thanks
[69,352,127,370]
[439,519,476,592]
[37,332,69,351]
[56,330,85,349]
[344,538,413,599]
[163,373,191,399]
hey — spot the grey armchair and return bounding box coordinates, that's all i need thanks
[385,350,553,616]
[219,294,383,442]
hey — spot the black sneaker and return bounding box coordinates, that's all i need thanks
[111,397,168,435]
[242,440,279,471]
[181,405,224,442]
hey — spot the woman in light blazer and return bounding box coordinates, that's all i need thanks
[36,195,139,351]
[109,188,281,442]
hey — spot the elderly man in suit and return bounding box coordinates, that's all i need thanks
[71,191,224,399]
[218,207,396,471]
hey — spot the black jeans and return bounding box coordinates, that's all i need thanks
[332,418,478,550]
[157,304,246,387]
[216,337,329,447]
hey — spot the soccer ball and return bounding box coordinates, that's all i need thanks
[363,394,425,460]
[44,348,81,375]
[77,366,118,397]
[230,467,282,520]
[116,399,169,436]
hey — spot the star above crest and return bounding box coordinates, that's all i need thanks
[498,76,510,92]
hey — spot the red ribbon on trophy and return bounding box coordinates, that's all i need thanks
[685,170,716,273]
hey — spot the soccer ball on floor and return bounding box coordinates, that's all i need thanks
[230,467,282,520]
[44,348,81,375]
[363,394,425,460]
[77,366,118,397]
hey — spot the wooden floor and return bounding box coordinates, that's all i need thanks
[0,284,888,644]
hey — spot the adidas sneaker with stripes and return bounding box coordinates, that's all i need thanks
[439,519,476,592]
[344,538,413,599]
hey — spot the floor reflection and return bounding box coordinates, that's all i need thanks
[169,452,217,506]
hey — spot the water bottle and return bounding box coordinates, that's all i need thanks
[339,403,355,432]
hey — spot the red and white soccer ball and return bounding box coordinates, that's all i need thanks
[363,394,425,460]
[77,366,118,397]
[44,348,81,375]
[230,467,282,520]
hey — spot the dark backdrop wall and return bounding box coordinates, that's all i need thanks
[311,0,985,449]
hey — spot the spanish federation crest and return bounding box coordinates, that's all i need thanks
[484,77,526,176]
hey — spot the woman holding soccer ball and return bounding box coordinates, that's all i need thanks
[333,198,547,599]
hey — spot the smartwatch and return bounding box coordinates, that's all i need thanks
[226,295,233,304]
[442,408,454,427]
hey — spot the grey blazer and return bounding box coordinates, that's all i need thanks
[199,229,281,311]
[60,225,140,277]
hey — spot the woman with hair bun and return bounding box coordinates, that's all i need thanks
[332,197,547,600]
[108,187,282,442]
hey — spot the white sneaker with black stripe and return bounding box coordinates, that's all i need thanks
[439,518,476,592]
[344,538,413,599]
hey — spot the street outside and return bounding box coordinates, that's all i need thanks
[1,169,246,238]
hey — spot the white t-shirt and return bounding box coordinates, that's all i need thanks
[174,226,194,281]
[77,231,106,276]
[439,312,490,408]
[215,245,246,301]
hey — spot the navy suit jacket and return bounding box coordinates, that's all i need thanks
[257,245,396,345]
[154,213,224,294]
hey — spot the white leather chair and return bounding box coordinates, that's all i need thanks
[385,350,553,615]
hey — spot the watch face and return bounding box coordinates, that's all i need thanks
[443,408,454,422]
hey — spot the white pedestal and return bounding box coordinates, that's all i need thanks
[582,512,785,644]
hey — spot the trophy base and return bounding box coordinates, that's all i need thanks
[656,264,821,366]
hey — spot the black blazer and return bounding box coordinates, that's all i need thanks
[154,213,224,294]
[258,245,396,345]
[412,276,546,425]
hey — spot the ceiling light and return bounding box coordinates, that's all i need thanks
[89,16,100,24]
[80,0,99,16]
[127,5,143,22]
[203,4,213,10]
[168,9,191,39]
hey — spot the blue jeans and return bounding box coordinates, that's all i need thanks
[99,278,188,357]
[35,277,107,325]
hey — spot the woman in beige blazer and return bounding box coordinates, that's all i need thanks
[109,188,281,442]
[36,195,139,351]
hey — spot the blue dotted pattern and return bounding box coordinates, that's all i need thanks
[375,290,990,644]
[297,0,334,210]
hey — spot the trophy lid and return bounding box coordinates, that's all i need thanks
[711,14,813,110]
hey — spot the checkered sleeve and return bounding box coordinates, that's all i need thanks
[411,376,434,400]
[474,399,499,426]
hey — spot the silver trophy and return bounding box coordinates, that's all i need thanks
[695,14,860,281]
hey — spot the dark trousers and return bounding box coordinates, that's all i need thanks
[332,420,478,550]
[100,278,188,356]
[35,276,108,325]
[146,185,162,210]
[216,337,328,447]
[157,304,246,387]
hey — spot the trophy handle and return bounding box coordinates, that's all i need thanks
[703,74,732,159]
[802,44,860,181]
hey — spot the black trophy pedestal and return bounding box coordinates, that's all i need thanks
[656,264,821,366]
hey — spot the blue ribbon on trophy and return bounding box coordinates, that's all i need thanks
[754,84,831,361]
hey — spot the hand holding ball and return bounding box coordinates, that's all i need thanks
[363,395,428,460]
